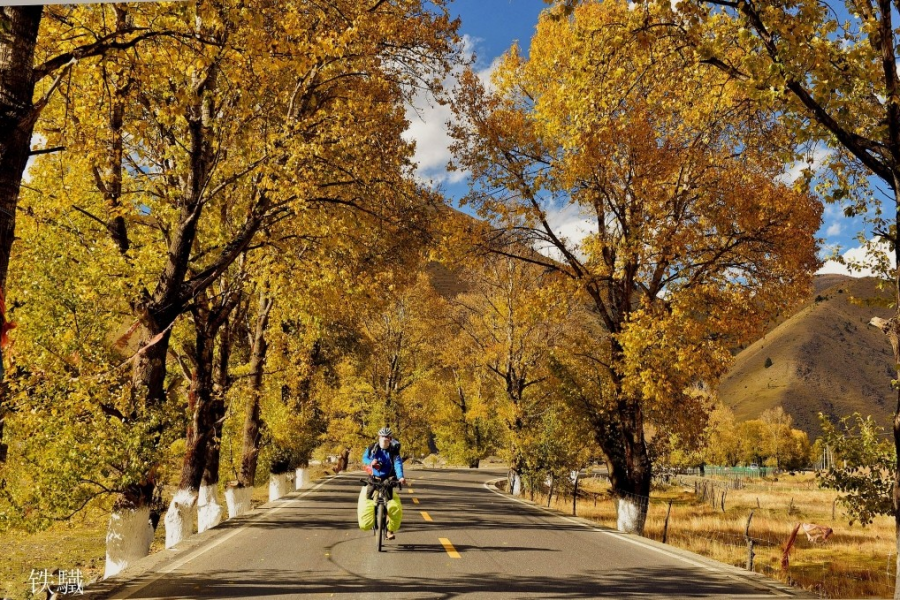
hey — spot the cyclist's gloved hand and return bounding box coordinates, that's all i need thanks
[371,459,381,469]
[399,477,406,486]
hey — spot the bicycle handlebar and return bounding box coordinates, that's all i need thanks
[359,477,401,489]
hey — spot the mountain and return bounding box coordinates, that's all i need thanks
[717,275,897,437]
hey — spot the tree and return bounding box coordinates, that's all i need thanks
[671,0,900,587]
[5,0,460,573]
[431,330,503,468]
[760,406,794,470]
[450,0,821,532]
[0,2,176,467]
[701,403,742,467]
[443,254,571,487]
[818,413,894,526]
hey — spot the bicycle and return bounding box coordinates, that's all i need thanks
[360,476,400,552]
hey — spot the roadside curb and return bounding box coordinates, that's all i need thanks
[483,477,816,599]
[83,473,342,599]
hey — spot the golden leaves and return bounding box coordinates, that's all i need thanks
[450,0,822,448]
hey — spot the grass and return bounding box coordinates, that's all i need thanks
[528,471,896,599]
[0,465,332,600]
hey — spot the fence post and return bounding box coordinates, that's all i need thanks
[745,510,755,571]
[572,471,579,516]
[662,500,673,544]
[721,490,727,513]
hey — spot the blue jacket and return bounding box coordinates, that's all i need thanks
[363,441,404,479]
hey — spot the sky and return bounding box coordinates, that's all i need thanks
[404,0,891,278]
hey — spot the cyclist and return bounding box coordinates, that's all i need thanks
[362,426,406,539]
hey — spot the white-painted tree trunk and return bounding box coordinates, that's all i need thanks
[224,485,252,518]
[617,496,648,534]
[164,488,197,549]
[104,507,154,579]
[295,467,308,490]
[197,484,223,533]
[269,472,293,501]
[511,472,523,496]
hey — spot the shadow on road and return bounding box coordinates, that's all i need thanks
[115,565,757,599]
[240,474,590,534]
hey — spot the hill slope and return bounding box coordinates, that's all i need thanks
[718,275,896,437]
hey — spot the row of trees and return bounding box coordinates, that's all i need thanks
[7,0,900,590]
[0,0,461,577]
[664,405,813,471]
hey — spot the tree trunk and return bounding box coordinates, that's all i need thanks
[198,313,233,532]
[0,6,42,295]
[587,378,652,534]
[167,285,239,544]
[238,293,273,489]
[893,191,900,600]
[103,506,153,579]
[0,6,42,465]
[164,322,216,548]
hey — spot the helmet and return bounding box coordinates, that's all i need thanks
[377,426,393,438]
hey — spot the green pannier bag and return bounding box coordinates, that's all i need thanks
[357,485,403,532]
[357,487,376,530]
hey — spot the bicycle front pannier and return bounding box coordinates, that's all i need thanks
[357,487,375,530]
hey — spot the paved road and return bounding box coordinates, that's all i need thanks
[94,468,807,599]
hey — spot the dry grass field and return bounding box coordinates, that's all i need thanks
[529,471,896,599]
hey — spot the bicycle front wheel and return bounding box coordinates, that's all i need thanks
[376,503,384,552]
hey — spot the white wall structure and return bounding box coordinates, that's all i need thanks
[104,507,154,579]
[268,472,293,501]
[164,489,197,549]
[224,485,252,518]
[197,484,223,533]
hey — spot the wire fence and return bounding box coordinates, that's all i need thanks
[498,469,896,599]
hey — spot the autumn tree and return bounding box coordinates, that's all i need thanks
[340,272,443,454]
[818,413,894,526]
[700,403,742,467]
[450,0,821,532]
[4,0,459,574]
[440,254,571,489]
[668,0,900,588]
[0,2,179,470]
[431,338,503,468]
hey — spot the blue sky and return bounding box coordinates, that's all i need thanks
[404,0,886,277]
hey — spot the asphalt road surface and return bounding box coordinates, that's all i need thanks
[93,468,808,599]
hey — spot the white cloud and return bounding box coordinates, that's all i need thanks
[777,147,832,185]
[402,36,501,187]
[403,99,465,186]
[546,202,596,245]
[817,239,895,278]
[532,201,597,261]
[825,221,843,237]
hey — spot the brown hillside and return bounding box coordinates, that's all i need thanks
[718,275,896,437]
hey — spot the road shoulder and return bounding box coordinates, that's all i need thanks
[84,474,339,599]
[482,476,815,599]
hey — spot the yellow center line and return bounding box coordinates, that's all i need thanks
[412,497,420,505]
[439,537,461,558]
[406,488,414,493]
[420,511,433,521]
